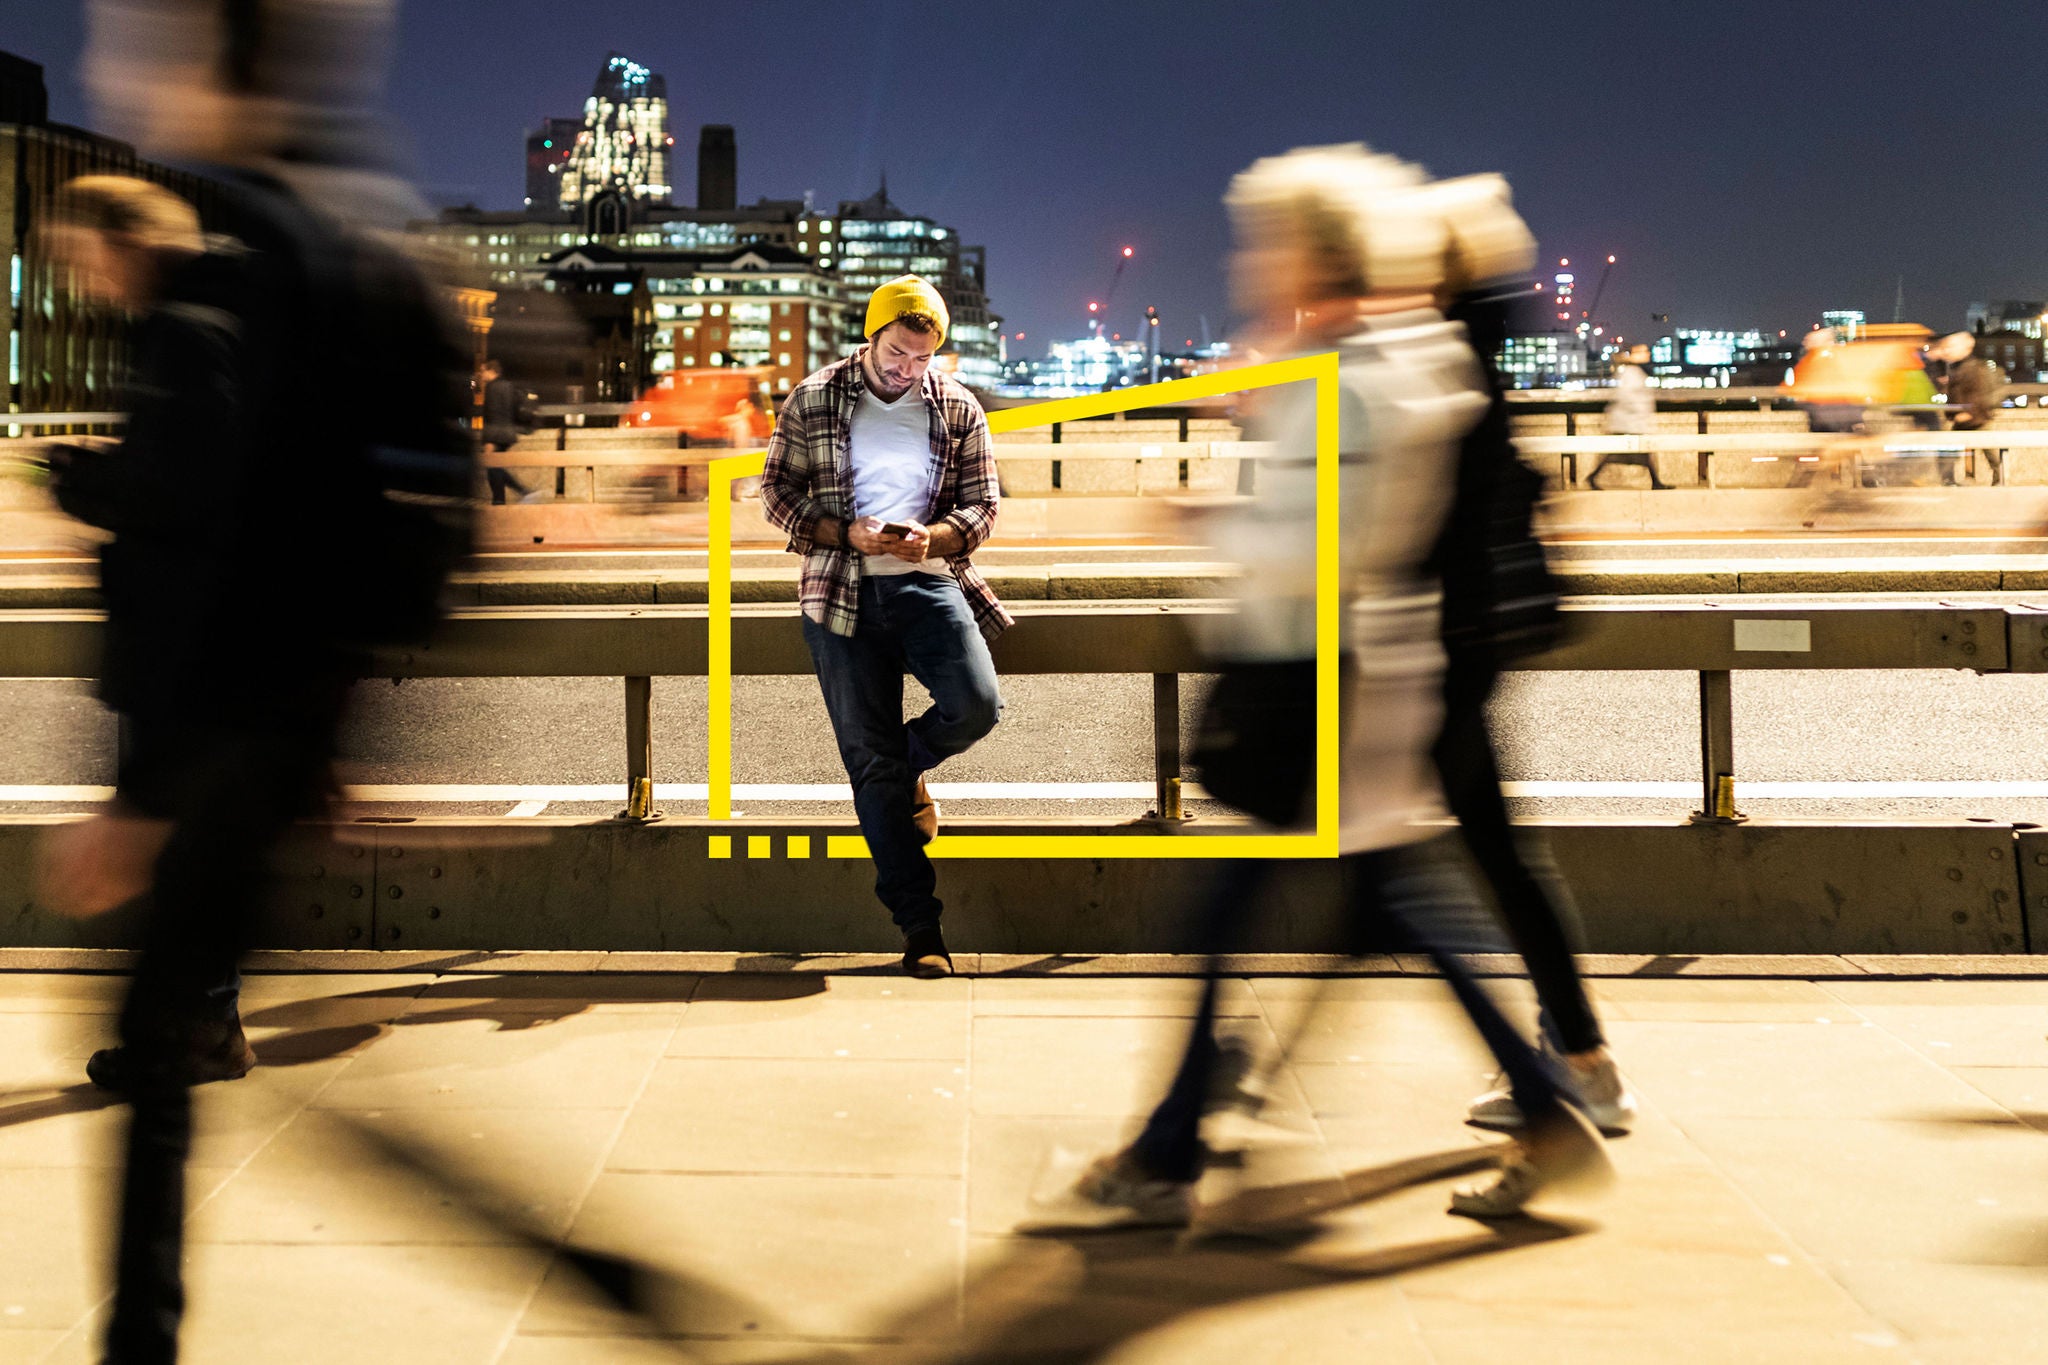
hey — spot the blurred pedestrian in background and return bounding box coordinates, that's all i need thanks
[1587,343,1669,489]
[37,2,472,1358]
[1027,144,1614,1234]
[478,358,537,504]
[1927,331,2005,485]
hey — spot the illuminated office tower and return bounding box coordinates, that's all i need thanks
[524,116,581,210]
[558,53,674,210]
[814,179,1003,387]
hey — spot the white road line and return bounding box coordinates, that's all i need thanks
[0,786,115,800]
[10,780,2048,805]
[1502,781,2048,798]
[1559,535,2048,548]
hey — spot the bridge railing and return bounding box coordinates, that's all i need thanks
[3,599,2029,824]
[11,413,2048,498]
[474,431,2048,498]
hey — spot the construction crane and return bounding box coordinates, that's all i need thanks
[1086,246,1134,337]
[1584,254,1619,327]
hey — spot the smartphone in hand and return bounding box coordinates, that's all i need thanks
[879,521,917,538]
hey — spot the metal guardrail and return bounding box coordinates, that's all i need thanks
[479,432,2048,501]
[1517,430,2048,489]
[3,599,2036,824]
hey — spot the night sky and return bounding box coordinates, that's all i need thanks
[6,1,2045,354]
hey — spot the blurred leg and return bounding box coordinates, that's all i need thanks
[1433,658,1604,1055]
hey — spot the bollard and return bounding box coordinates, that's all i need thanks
[1690,669,1747,825]
[1147,673,1188,822]
[618,674,663,822]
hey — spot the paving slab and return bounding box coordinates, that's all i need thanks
[3,966,2048,1362]
[612,1057,969,1176]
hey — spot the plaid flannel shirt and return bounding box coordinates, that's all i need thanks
[761,348,1011,640]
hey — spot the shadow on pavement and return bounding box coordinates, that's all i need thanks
[0,1079,122,1131]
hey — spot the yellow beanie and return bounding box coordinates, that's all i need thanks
[865,275,949,345]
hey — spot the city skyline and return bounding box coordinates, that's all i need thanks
[6,1,2047,352]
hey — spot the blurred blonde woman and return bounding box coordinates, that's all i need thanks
[1026,146,1614,1232]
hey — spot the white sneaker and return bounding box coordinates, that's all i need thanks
[1017,1149,1194,1233]
[1467,1056,1638,1137]
[1450,1102,1616,1219]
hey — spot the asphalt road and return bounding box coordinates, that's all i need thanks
[11,533,2048,580]
[10,664,2048,826]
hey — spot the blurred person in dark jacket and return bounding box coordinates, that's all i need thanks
[41,167,362,1365]
[40,3,470,1358]
[479,358,535,503]
[1928,331,2005,484]
[1425,174,1636,1140]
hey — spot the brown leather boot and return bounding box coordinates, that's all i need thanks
[911,778,939,844]
[87,1017,257,1091]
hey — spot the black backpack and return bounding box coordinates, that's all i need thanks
[1435,286,1567,666]
[240,179,478,650]
[322,235,477,646]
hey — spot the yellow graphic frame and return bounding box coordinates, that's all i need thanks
[707,352,1341,859]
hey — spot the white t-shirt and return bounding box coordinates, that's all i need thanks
[850,383,951,577]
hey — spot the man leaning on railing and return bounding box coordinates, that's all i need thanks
[759,275,1009,979]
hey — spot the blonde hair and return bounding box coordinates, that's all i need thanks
[1224,143,1448,298]
[1423,173,1536,296]
[48,175,203,254]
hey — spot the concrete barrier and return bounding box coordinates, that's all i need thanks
[0,816,2024,955]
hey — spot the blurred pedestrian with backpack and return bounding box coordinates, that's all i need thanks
[1024,145,1613,1235]
[1426,173,1636,1141]
[36,1,473,1355]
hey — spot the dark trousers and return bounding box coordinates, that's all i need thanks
[801,574,1002,934]
[1130,843,1568,1184]
[104,708,341,1364]
[485,466,530,504]
[1433,656,1604,1056]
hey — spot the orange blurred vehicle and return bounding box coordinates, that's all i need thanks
[1785,323,1937,412]
[626,368,774,443]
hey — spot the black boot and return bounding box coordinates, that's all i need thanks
[901,926,952,979]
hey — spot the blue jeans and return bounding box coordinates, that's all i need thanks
[801,574,1003,934]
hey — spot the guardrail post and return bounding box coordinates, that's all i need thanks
[619,675,661,822]
[1147,673,1186,821]
[1690,669,1745,824]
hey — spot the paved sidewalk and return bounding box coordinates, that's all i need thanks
[5,966,2048,1363]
